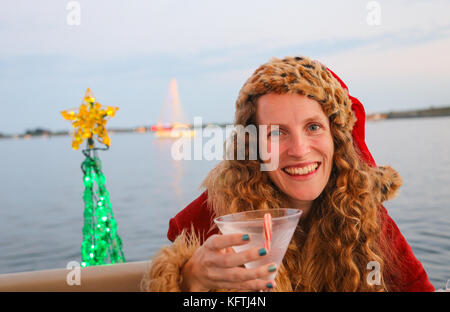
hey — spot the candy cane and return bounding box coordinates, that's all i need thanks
[264,213,272,252]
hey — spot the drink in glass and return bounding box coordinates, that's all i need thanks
[214,208,302,280]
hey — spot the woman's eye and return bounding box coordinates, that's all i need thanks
[308,124,321,131]
[269,129,281,137]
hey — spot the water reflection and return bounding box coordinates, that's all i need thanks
[150,134,187,206]
[171,158,184,205]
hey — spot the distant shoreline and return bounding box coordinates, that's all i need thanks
[366,106,450,121]
[1,106,449,139]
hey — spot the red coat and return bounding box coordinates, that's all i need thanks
[166,66,435,292]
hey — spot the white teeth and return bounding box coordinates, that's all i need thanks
[284,163,318,176]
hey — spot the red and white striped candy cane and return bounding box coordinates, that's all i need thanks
[264,213,272,252]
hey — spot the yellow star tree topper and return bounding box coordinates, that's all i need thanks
[61,88,119,150]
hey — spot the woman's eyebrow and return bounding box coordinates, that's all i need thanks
[266,115,327,127]
[303,115,328,124]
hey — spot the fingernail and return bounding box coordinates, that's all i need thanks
[242,234,250,241]
[268,265,277,273]
[266,282,273,289]
[258,248,267,256]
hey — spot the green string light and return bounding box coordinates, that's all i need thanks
[61,90,125,267]
[80,139,125,267]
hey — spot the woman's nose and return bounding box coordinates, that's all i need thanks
[287,133,311,158]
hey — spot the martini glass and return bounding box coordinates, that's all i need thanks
[214,209,302,281]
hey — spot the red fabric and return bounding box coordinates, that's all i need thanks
[379,206,435,291]
[167,190,218,242]
[326,67,376,167]
[166,67,434,292]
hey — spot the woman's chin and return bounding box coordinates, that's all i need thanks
[285,192,319,207]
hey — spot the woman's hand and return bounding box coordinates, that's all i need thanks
[180,233,277,292]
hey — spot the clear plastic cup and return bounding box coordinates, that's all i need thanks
[214,208,302,280]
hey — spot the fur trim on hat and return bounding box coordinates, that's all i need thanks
[370,165,403,205]
[235,56,356,134]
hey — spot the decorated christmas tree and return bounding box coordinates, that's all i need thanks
[62,88,125,267]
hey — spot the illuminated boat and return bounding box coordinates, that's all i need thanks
[151,122,195,139]
[150,78,195,139]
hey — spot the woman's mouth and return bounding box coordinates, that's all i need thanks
[282,162,320,177]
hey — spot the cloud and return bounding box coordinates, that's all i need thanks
[321,35,450,113]
[1,0,450,57]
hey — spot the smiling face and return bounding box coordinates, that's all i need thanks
[256,93,334,211]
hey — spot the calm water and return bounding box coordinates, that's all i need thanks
[0,117,449,289]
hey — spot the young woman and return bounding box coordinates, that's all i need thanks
[143,56,434,292]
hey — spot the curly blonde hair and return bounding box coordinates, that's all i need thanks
[201,56,403,291]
